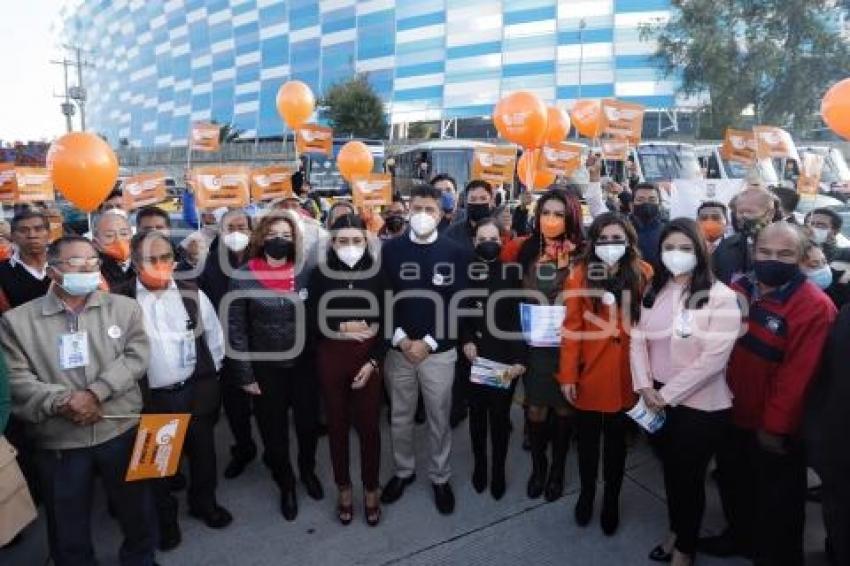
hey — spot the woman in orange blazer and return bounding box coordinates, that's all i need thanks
[559,212,652,536]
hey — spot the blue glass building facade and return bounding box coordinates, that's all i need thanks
[60,0,680,147]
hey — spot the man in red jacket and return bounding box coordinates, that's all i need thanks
[701,222,837,564]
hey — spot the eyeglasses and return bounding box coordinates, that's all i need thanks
[51,257,102,268]
[140,253,174,265]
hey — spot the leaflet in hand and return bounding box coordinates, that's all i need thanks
[470,357,513,389]
[626,397,666,433]
[520,304,566,347]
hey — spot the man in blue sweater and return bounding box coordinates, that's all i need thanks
[380,185,471,515]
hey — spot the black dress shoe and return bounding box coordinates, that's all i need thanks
[301,471,325,501]
[544,474,564,502]
[472,461,487,493]
[380,474,416,504]
[169,471,187,492]
[433,482,455,515]
[224,448,257,480]
[648,544,673,563]
[600,493,619,536]
[280,488,298,521]
[158,521,181,552]
[189,504,234,529]
[490,470,506,501]
[574,489,595,527]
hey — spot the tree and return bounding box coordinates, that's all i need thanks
[642,0,850,137]
[408,122,435,140]
[321,74,388,139]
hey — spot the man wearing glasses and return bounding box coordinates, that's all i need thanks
[0,235,157,565]
[115,231,231,551]
[94,211,136,289]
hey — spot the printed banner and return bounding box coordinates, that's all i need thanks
[0,163,17,203]
[122,172,167,210]
[125,413,191,481]
[295,124,333,156]
[191,165,250,209]
[719,128,757,164]
[350,173,393,208]
[753,126,799,161]
[14,167,54,203]
[539,142,584,177]
[190,122,221,152]
[600,99,645,144]
[250,165,293,201]
[797,153,824,196]
[600,138,629,161]
[470,146,517,185]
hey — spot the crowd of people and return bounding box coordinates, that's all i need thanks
[0,160,848,566]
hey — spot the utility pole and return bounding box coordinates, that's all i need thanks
[51,45,93,132]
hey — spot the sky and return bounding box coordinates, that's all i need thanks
[0,0,68,143]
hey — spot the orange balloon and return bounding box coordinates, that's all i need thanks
[822,78,850,140]
[337,141,374,182]
[276,80,315,129]
[571,99,603,138]
[545,106,571,145]
[517,150,556,190]
[47,132,119,213]
[493,91,549,148]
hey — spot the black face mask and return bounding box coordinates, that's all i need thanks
[467,203,492,223]
[633,202,660,222]
[737,216,766,238]
[264,237,294,261]
[753,259,799,287]
[475,241,502,262]
[385,215,405,233]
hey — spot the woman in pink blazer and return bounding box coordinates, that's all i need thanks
[631,218,742,566]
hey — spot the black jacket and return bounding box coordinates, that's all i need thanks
[305,251,388,363]
[460,260,527,366]
[712,234,750,285]
[197,236,246,310]
[227,262,313,384]
[100,253,136,290]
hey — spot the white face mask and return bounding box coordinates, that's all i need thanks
[811,227,830,245]
[595,244,627,267]
[804,265,833,290]
[662,250,698,276]
[410,212,438,238]
[222,231,250,252]
[336,245,366,268]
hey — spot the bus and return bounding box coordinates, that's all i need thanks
[304,138,386,197]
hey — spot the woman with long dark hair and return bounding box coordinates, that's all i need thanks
[307,214,386,526]
[227,211,323,522]
[502,187,584,502]
[559,212,652,535]
[631,218,741,565]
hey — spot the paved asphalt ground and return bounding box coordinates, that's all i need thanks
[4,402,830,566]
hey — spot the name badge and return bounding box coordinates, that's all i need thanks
[180,331,197,368]
[60,331,90,370]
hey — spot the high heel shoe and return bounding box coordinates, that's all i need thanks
[337,488,353,526]
[364,492,381,527]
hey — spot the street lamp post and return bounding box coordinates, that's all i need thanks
[576,18,586,139]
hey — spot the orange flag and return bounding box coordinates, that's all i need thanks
[125,413,191,481]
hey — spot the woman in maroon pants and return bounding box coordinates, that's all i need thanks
[307,214,387,526]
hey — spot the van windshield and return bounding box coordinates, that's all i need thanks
[637,145,701,182]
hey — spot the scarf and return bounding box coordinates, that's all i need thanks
[248,257,295,293]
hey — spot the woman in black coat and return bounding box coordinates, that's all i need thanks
[460,218,527,500]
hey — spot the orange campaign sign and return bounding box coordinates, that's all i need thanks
[600,138,630,161]
[350,173,393,208]
[190,122,221,152]
[295,124,333,156]
[471,146,517,185]
[122,172,167,210]
[753,126,799,161]
[538,142,584,177]
[125,413,191,481]
[14,167,55,203]
[720,128,757,164]
[250,165,294,201]
[600,99,645,144]
[0,163,17,203]
[191,165,251,209]
[797,153,824,196]
[45,207,64,242]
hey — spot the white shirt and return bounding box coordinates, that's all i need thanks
[9,251,47,280]
[136,280,225,389]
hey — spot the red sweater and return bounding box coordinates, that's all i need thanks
[728,273,836,435]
